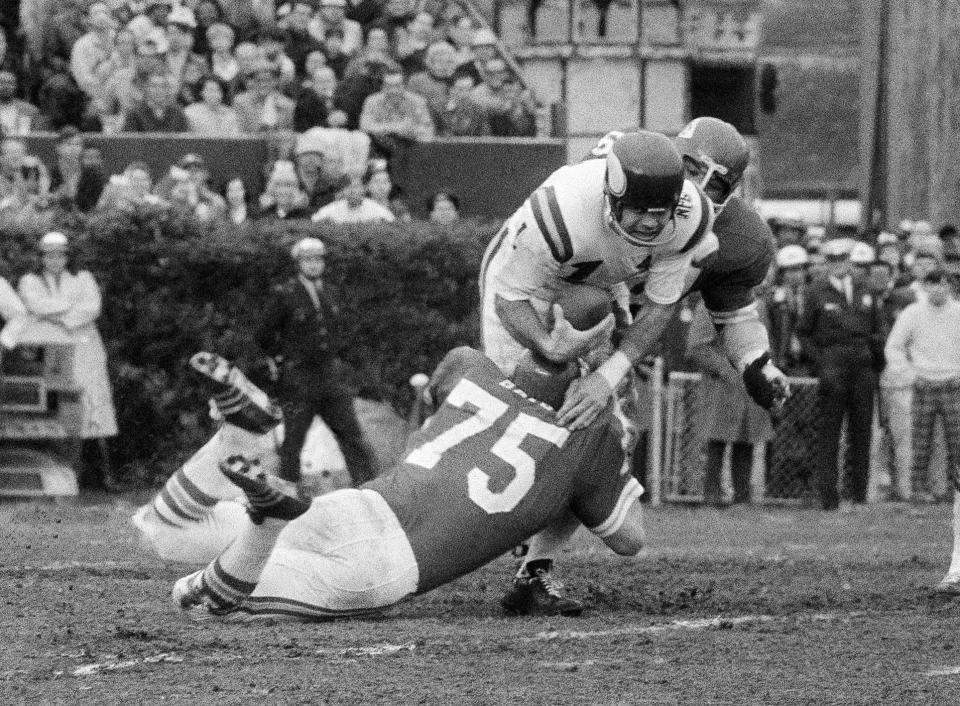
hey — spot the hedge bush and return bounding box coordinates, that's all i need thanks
[0,208,496,485]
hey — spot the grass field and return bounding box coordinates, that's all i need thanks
[3,494,960,705]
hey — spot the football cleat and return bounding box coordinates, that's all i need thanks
[935,575,960,596]
[501,564,584,617]
[189,352,282,434]
[218,455,310,524]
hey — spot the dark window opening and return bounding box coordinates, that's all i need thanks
[689,63,757,135]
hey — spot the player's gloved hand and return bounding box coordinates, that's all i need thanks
[742,352,791,411]
[556,370,614,430]
[542,304,615,363]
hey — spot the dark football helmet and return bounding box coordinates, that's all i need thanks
[674,117,749,215]
[604,131,684,247]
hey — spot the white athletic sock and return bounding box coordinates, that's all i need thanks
[201,518,286,608]
[518,509,581,577]
[947,495,960,579]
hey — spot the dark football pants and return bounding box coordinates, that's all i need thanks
[911,377,960,492]
[277,363,378,486]
[816,360,875,508]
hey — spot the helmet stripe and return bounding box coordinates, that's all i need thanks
[530,186,573,262]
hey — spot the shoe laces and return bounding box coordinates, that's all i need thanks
[534,568,566,598]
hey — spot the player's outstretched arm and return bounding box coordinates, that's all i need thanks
[712,308,790,411]
[556,300,678,430]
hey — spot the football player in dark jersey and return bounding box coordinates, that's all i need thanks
[169,345,644,620]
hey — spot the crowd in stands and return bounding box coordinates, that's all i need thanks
[0,0,538,227]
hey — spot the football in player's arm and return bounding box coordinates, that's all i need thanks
[557,120,790,429]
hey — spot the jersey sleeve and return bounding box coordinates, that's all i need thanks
[569,424,644,536]
[643,252,696,305]
[493,215,564,301]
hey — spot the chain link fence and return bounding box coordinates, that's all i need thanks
[651,369,844,505]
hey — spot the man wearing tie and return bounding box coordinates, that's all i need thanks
[256,237,378,487]
[797,238,883,509]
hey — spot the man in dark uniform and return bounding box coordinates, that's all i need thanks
[796,238,883,509]
[256,237,378,486]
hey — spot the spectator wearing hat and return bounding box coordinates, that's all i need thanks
[18,231,119,491]
[70,2,118,100]
[176,153,227,221]
[360,67,434,159]
[472,58,536,137]
[293,129,351,211]
[233,60,295,133]
[767,244,809,376]
[257,160,311,220]
[309,0,363,56]
[255,236,378,486]
[125,0,174,43]
[407,41,458,127]
[185,75,240,134]
[164,5,209,100]
[797,237,883,509]
[122,72,188,131]
[312,176,395,223]
[885,269,960,591]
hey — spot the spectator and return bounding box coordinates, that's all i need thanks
[686,301,773,505]
[395,11,436,75]
[0,71,41,135]
[321,28,351,79]
[177,153,227,223]
[427,189,460,225]
[337,27,401,127]
[445,15,477,74]
[940,223,960,262]
[309,0,363,57]
[185,75,241,134]
[192,0,225,57]
[365,161,393,208]
[206,22,239,89]
[796,238,882,510]
[312,176,395,223]
[255,236,378,486]
[122,72,188,131]
[0,137,27,198]
[359,67,435,161]
[48,127,84,207]
[126,0,174,43]
[75,147,109,213]
[232,40,262,88]
[97,27,138,105]
[293,130,350,210]
[224,177,251,226]
[233,61,295,133]
[257,160,311,220]
[96,160,162,212]
[70,2,118,100]
[473,58,537,137]
[437,74,488,136]
[884,268,960,592]
[165,5,209,100]
[79,92,126,133]
[278,2,325,77]
[254,27,297,91]
[471,27,501,67]
[407,41,458,127]
[293,66,347,131]
[18,231,119,491]
[766,244,809,376]
[368,0,418,47]
[0,155,53,226]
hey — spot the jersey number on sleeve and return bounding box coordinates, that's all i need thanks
[405,379,570,514]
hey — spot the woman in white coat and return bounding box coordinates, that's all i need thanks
[18,231,119,490]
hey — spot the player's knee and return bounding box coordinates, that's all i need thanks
[603,523,645,556]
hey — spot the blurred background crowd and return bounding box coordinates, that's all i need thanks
[0,0,540,229]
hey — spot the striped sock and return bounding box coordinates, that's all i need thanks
[152,467,219,528]
[201,519,286,610]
